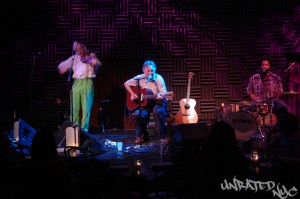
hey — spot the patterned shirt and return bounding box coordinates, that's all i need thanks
[247,72,283,102]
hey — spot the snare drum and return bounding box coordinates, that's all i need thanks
[257,103,271,115]
[227,111,258,141]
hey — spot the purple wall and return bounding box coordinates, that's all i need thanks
[1,0,300,130]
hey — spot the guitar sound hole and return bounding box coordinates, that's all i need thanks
[184,104,190,110]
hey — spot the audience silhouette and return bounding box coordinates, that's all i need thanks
[2,115,299,199]
[0,132,24,199]
[269,112,300,190]
[194,121,252,198]
[270,112,300,158]
[22,127,80,199]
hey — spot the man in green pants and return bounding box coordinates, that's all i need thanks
[58,41,102,132]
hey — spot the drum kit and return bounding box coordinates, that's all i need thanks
[224,91,300,159]
[227,99,276,141]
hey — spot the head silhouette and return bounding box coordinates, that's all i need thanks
[276,112,299,135]
[30,128,58,161]
[205,121,238,154]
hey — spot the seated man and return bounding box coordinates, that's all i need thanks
[124,60,169,144]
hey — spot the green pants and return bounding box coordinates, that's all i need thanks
[71,78,94,132]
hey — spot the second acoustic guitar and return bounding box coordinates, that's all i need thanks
[175,72,198,124]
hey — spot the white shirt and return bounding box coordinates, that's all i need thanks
[58,55,97,79]
[125,73,167,95]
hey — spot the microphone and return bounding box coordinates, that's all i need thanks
[135,74,146,81]
[135,77,145,81]
[285,61,297,72]
[259,69,267,79]
[260,68,274,73]
[148,74,156,82]
[32,52,42,55]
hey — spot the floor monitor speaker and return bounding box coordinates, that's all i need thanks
[174,123,209,142]
[8,118,37,147]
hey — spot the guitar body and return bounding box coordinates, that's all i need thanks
[126,86,174,111]
[126,87,153,111]
[175,98,198,124]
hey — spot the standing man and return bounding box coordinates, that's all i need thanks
[124,60,170,144]
[58,41,102,132]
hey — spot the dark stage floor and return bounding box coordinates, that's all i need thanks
[57,127,182,198]
[91,128,165,167]
[54,121,300,199]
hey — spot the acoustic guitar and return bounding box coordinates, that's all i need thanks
[126,86,174,111]
[175,72,198,124]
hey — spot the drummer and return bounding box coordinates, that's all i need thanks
[246,57,286,118]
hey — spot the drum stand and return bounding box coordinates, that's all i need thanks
[269,100,274,128]
[258,112,268,136]
[257,125,264,138]
[259,99,275,132]
[253,100,275,161]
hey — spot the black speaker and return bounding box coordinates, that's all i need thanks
[8,118,37,147]
[82,137,107,155]
[174,123,209,142]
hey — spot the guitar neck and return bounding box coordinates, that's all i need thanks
[186,79,191,103]
[142,94,157,99]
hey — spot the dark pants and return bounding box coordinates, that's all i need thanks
[133,100,168,139]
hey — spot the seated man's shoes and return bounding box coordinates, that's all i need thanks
[161,137,169,145]
[134,135,150,144]
[134,138,142,144]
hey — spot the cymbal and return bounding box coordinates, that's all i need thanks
[282,91,300,95]
[234,100,257,106]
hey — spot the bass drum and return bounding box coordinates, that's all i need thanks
[227,111,258,141]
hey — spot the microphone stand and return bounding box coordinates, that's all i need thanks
[285,62,296,73]
[29,55,36,115]
[136,78,143,148]
[67,54,75,123]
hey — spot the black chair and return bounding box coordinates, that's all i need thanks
[64,145,95,159]
[147,140,205,198]
[63,146,108,182]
